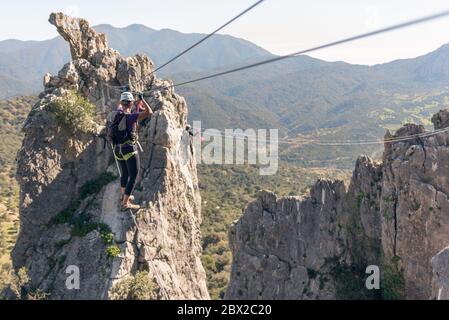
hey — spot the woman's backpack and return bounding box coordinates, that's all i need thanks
[106,110,133,145]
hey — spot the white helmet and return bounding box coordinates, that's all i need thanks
[120,92,135,102]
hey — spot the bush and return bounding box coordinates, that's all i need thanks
[47,90,96,133]
[382,256,405,300]
[71,213,97,237]
[100,232,114,244]
[110,271,156,300]
[105,245,121,259]
[79,173,116,199]
[27,289,50,300]
[0,266,48,300]
[5,266,30,299]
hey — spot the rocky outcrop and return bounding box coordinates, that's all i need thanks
[225,182,347,300]
[431,246,449,300]
[11,13,209,299]
[227,111,449,300]
[380,114,449,299]
[226,158,383,300]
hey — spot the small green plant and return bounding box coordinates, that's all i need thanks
[71,212,97,237]
[16,267,30,289]
[100,232,114,244]
[53,199,82,225]
[105,245,121,259]
[27,289,50,300]
[79,173,116,200]
[99,223,114,244]
[319,274,329,290]
[307,268,318,279]
[47,90,96,133]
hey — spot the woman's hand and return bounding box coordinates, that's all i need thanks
[137,96,153,121]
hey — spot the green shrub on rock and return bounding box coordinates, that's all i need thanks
[47,90,96,133]
[110,271,156,300]
[105,245,121,259]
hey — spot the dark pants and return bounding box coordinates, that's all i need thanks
[116,146,140,196]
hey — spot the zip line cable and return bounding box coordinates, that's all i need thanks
[171,8,449,88]
[151,0,267,74]
[280,127,449,146]
[101,83,449,146]
[100,8,449,147]
[105,9,449,94]
[197,125,449,146]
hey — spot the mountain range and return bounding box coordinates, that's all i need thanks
[2,23,449,167]
[0,24,271,97]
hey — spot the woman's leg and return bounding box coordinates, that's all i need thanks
[123,153,140,205]
[118,159,129,203]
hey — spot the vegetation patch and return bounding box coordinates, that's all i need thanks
[0,267,50,300]
[329,260,380,300]
[381,255,405,300]
[71,212,98,237]
[99,224,114,244]
[46,90,96,133]
[53,172,116,238]
[110,271,156,300]
[0,97,35,296]
[307,268,318,279]
[105,245,121,259]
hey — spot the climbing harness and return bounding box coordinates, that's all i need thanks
[111,143,122,177]
[113,141,138,161]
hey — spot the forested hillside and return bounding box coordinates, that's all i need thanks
[0,96,34,290]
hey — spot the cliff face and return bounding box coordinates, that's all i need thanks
[225,182,348,299]
[227,111,449,300]
[225,157,382,300]
[12,13,209,299]
[380,117,449,299]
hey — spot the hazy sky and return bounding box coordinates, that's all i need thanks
[2,0,449,65]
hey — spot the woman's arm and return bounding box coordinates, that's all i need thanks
[137,96,153,121]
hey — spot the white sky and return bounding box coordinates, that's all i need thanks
[2,0,449,65]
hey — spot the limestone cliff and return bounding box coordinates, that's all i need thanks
[11,13,209,299]
[225,158,382,300]
[227,111,449,300]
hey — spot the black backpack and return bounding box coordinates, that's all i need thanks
[106,111,134,145]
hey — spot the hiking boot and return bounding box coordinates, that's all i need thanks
[120,194,134,202]
[121,202,140,211]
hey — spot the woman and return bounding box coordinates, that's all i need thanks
[114,91,152,210]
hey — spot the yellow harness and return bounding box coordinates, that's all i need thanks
[113,141,138,161]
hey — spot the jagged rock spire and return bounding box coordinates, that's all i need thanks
[11,13,209,300]
[49,12,108,60]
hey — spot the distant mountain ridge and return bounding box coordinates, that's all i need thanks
[0,23,272,98]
